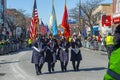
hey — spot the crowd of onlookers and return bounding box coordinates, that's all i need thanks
[0,38,26,55]
[0,35,107,55]
[81,35,107,52]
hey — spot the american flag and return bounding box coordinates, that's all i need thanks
[30,0,39,40]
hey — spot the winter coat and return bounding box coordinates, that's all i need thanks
[70,48,82,61]
[58,47,69,62]
[31,46,44,65]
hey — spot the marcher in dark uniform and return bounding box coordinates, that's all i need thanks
[71,33,82,71]
[31,38,44,75]
[45,38,57,73]
[57,36,69,72]
[52,38,58,71]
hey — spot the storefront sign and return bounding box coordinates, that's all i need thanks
[102,15,111,27]
[113,17,120,23]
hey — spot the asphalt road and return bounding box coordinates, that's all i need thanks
[0,48,108,80]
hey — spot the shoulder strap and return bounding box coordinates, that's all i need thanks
[32,46,40,52]
[107,69,120,80]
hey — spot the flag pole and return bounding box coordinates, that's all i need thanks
[78,0,80,30]
[65,0,66,5]
[52,0,54,6]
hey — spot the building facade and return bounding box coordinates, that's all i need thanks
[92,4,113,36]
[112,0,120,28]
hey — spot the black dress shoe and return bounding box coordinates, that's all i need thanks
[76,68,79,71]
[62,69,64,72]
[49,70,52,73]
[64,68,67,72]
[39,71,42,74]
[36,72,40,75]
[52,68,54,72]
[74,68,76,71]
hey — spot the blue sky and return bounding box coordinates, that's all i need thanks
[7,0,112,25]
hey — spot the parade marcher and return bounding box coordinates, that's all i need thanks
[104,24,120,80]
[57,35,69,72]
[71,33,82,71]
[31,38,44,75]
[45,39,57,73]
[105,33,114,59]
[46,34,52,43]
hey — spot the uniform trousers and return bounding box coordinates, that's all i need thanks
[72,60,81,71]
[47,62,55,73]
[60,61,68,72]
[35,64,43,75]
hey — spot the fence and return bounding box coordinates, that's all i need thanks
[0,40,107,55]
[0,42,27,55]
[81,41,107,52]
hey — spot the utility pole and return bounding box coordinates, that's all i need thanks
[78,0,81,32]
[2,0,5,27]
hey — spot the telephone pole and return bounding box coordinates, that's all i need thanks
[2,0,5,27]
[78,0,81,31]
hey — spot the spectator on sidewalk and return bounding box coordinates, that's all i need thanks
[28,38,33,48]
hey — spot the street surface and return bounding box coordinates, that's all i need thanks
[0,48,108,80]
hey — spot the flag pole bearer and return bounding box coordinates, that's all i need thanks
[31,0,44,75]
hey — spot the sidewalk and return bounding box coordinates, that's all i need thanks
[82,47,107,55]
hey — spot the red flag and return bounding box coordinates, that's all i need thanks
[30,0,39,40]
[61,3,70,39]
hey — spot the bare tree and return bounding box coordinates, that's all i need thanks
[69,7,79,21]
[69,0,104,31]
[6,15,16,37]
[6,9,31,38]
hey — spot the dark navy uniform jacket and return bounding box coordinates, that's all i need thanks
[45,39,57,63]
[70,38,82,61]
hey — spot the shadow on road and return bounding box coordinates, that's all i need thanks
[0,73,6,76]
[79,67,107,71]
[43,67,107,75]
